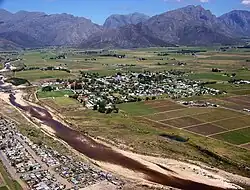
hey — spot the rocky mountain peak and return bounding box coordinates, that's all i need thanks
[103,12,150,29]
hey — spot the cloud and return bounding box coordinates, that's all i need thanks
[242,0,250,5]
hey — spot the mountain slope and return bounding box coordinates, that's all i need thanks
[140,5,233,44]
[0,9,13,21]
[219,10,250,37]
[0,31,43,47]
[103,12,150,29]
[0,38,22,51]
[81,24,172,48]
[0,10,102,47]
[1,6,250,49]
[83,5,239,48]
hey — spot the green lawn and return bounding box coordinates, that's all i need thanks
[213,127,250,145]
[118,102,157,116]
[37,89,74,98]
[15,70,72,81]
[187,72,230,81]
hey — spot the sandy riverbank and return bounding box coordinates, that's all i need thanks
[1,90,249,189]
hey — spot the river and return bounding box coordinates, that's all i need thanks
[9,93,231,190]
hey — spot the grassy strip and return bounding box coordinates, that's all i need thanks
[0,162,22,190]
[37,90,74,99]
[15,70,72,81]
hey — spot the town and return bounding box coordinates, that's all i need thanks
[45,71,221,113]
[0,116,123,190]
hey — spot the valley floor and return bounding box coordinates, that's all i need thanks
[0,89,250,189]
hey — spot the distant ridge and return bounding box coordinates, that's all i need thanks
[0,6,250,49]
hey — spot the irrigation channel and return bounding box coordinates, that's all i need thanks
[9,93,232,190]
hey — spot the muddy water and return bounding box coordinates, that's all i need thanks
[9,94,231,190]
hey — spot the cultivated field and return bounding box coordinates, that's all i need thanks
[16,48,250,150]
[4,46,250,180]
[124,99,250,150]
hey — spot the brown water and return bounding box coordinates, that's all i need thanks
[9,94,232,190]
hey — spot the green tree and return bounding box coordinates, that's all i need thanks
[98,101,106,113]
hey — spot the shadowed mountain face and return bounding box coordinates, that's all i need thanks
[140,5,233,44]
[81,24,174,49]
[0,6,250,49]
[0,9,102,47]
[0,38,22,51]
[219,10,250,37]
[82,5,240,48]
[103,12,150,29]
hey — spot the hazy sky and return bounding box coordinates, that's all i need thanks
[0,0,250,24]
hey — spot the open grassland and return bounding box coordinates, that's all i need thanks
[53,96,78,106]
[37,89,74,98]
[15,70,72,81]
[39,97,80,113]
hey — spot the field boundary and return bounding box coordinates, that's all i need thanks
[208,125,250,137]
[142,115,250,152]
[142,107,188,116]
[142,116,243,149]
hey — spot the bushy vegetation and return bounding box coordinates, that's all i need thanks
[6,78,30,86]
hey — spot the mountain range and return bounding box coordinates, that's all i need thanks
[0,5,250,49]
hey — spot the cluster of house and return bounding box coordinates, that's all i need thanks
[0,118,66,189]
[0,117,123,189]
[178,101,218,108]
[232,80,250,85]
[21,170,65,190]
[69,71,220,110]
[28,143,122,188]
